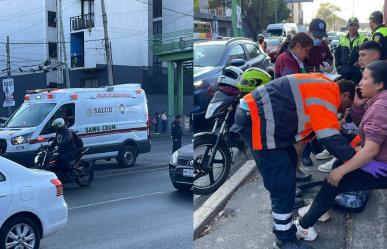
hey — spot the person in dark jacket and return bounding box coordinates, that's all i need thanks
[50,118,78,172]
[335,17,367,84]
[230,75,356,249]
[274,32,313,78]
[171,115,183,153]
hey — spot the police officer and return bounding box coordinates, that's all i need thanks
[335,17,367,84]
[171,115,183,153]
[369,10,387,59]
[231,74,357,249]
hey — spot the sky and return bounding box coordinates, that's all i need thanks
[302,0,385,24]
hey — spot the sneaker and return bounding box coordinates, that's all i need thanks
[315,149,333,160]
[296,170,312,182]
[317,158,336,173]
[301,157,313,167]
[298,204,330,222]
[295,218,317,241]
[273,239,314,249]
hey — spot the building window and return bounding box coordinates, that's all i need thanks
[48,42,57,59]
[48,11,56,27]
[153,0,162,18]
[153,20,162,69]
[82,78,99,88]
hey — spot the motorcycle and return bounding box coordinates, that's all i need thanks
[192,84,246,195]
[34,141,95,187]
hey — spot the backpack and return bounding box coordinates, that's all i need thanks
[333,190,371,213]
[72,131,84,149]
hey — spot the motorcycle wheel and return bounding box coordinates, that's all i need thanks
[192,135,231,195]
[75,161,95,187]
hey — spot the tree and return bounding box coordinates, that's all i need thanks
[316,3,342,31]
[242,0,290,40]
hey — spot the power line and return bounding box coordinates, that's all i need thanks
[135,0,193,17]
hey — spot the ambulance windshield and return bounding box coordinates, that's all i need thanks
[5,103,56,128]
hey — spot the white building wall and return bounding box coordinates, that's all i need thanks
[62,0,149,68]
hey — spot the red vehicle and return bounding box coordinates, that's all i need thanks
[265,37,283,62]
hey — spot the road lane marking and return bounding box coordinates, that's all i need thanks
[95,166,168,179]
[69,191,167,210]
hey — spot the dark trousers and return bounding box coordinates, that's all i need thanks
[300,168,387,229]
[172,137,181,153]
[162,120,168,133]
[252,146,298,243]
[154,123,159,133]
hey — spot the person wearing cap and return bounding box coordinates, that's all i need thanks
[305,18,334,74]
[335,17,368,85]
[171,115,183,153]
[369,10,387,60]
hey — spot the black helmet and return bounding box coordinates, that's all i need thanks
[257,34,264,41]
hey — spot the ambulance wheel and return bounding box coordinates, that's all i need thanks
[117,145,137,167]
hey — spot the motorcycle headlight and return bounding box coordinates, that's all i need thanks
[171,150,179,164]
[11,133,33,145]
[205,101,223,119]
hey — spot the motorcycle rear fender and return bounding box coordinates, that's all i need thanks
[193,132,227,146]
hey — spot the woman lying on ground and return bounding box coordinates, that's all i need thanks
[294,60,387,241]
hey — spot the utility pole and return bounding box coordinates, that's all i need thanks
[6,36,12,116]
[59,0,71,88]
[275,0,278,23]
[101,0,114,86]
[6,36,10,77]
[56,0,63,86]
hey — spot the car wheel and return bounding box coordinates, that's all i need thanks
[0,216,41,249]
[117,145,137,167]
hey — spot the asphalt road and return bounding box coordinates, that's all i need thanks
[41,137,193,249]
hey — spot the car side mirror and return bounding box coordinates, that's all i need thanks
[230,59,245,67]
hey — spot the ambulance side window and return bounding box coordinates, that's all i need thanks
[41,103,75,135]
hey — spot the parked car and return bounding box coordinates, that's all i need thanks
[265,37,283,62]
[193,37,273,129]
[0,156,68,249]
[169,144,193,191]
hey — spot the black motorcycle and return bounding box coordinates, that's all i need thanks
[192,84,245,195]
[34,142,95,187]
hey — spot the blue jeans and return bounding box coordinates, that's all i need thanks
[252,146,298,243]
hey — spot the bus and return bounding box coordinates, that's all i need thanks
[194,21,212,40]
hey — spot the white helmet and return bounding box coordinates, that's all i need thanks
[217,66,243,88]
[51,118,65,128]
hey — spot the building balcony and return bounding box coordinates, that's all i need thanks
[70,13,95,31]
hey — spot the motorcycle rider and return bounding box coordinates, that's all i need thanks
[50,118,79,174]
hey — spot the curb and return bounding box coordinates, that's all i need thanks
[193,160,257,239]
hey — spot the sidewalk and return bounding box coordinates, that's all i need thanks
[194,156,387,249]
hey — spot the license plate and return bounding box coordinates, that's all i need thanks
[182,169,194,177]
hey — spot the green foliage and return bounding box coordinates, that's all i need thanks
[241,0,290,40]
[315,3,345,31]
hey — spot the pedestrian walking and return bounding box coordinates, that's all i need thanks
[152,112,160,134]
[161,111,168,133]
[171,115,183,153]
[230,74,356,249]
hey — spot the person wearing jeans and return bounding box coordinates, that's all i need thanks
[296,61,387,241]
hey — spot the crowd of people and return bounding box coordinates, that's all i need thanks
[231,10,387,249]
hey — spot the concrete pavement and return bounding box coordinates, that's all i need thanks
[194,157,387,249]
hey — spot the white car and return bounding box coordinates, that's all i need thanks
[0,156,68,249]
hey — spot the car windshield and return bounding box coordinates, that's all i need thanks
[267,29,283,37]
[266,38,282,47]
[194,44,226,67]
[5,103,56,128]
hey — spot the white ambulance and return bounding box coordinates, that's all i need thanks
[0,84,151,167]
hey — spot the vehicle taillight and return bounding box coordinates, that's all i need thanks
[71,94,78,100]
[24,95,30,101]
[50,179,63,197]
[47,93,54,99]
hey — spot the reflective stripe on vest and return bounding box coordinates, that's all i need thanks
[373,26,387,39]
[339,34,367,49]
[287,74,340,141]
[244,93,263,150]
[256,86,276,149]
